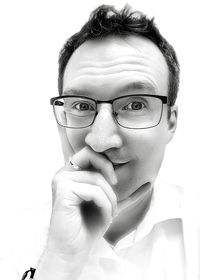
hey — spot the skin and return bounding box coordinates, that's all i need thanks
[59,35,178,244]
[35,35,178,280]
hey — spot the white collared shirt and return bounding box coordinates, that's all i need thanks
[0,180,200,279]
[79,180,200,280]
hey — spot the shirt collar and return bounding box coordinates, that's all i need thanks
[87,180,184,260]
[95,179,183,256]
[133,179,183,243]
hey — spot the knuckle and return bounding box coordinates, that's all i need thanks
[51,170,73,192]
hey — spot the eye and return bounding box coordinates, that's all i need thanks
[123,101,145,110]
[72,102,95,111]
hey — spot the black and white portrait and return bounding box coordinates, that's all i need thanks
[1,1,200,279]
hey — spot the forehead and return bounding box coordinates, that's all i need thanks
[63,35,169,97]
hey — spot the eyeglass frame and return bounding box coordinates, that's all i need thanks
[50,94,169,129]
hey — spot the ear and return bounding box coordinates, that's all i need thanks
[57,124,74,164]
[167,105,178,143]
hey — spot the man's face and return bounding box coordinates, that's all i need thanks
[61,35,177,203]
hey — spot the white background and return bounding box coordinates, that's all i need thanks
[0,0,199,211]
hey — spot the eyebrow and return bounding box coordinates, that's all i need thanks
[63,88,88,96]
[118,82,157,94]
[62,81,157,96]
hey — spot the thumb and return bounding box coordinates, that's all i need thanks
[57,124,74,164]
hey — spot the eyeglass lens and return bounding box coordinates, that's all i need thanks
[53,96,163,129]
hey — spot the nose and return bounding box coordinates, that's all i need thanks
[85,105,123,153]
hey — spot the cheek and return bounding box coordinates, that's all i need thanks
[66,129,88,152]
[125,126,168,168]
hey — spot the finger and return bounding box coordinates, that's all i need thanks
[71,183,113,226]
[64,170,117,217]
[54,181,113,226]
[72,146,118,186]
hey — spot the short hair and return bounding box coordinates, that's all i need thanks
[58,4,180,107]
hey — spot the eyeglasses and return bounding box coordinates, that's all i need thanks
[50,94,168,129]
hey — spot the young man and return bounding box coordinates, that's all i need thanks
[23,4,198,280]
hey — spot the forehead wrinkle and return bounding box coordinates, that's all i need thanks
[65,60,159,92]
[76,54,147,68]
[75,65,155,78]
[64,36,168,97]
[63,74,158,97]
[65,52,163,86]
[72,53,153,74]
[75,64,152,78]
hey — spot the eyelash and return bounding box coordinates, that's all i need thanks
[71,100,147,112]
[122,101,146,110]
[72,102,95,111]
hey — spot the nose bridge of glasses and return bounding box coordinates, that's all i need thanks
[96,99,118,117]
[94,102,117,123]
[96,100,113,105]
[96,100,113,110]
[95,99,113,113]
[85,103,123,151]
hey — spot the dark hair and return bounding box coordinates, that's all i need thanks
[58,4,179,106]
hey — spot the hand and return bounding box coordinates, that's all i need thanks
[35,125,118,280]
[46,145,118,259]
